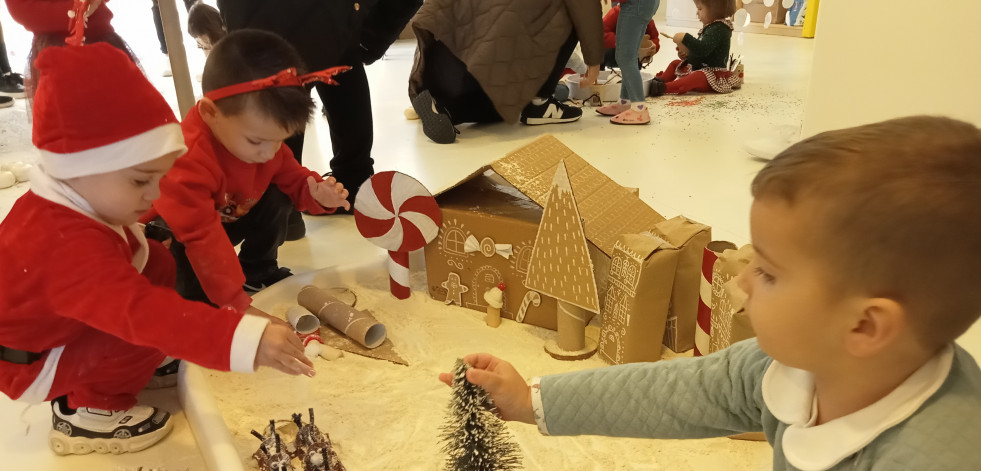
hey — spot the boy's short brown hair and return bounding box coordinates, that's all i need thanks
[752,116,981,349]
[202,29,313,134]
[695,0,736,21]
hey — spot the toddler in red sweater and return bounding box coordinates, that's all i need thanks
[0,39,314,456]
[144,29,350,314]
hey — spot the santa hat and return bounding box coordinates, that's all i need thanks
[32,42,186,179]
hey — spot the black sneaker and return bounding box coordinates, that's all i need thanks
[520,97,583,125]
[243,266,294,293]
[49,396,173,455]
[0,73,25,98]
[286,210,305,241]
[145,358,180,389]
[649,79,667,97]
[0,95,12,109]
[411,89,458,144]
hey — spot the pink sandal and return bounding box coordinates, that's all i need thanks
[610,108,650,125]
[596,102,631,116]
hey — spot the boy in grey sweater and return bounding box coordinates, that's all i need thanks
[441,116,981,470]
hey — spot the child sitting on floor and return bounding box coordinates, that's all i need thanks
[143,29,350,312]
[442,116,981,469]
[0,41,314,456]
[652,0,740,96]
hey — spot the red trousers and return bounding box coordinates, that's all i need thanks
[46,239,175,410]
[657,60,714,95]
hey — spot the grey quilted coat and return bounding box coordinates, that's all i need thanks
[538,340,981,470]
[408,0,604,123]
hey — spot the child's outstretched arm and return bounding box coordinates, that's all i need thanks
[438,353,535,424]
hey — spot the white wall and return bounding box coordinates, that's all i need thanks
[802,0,981,135]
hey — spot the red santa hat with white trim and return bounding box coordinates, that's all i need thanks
[32,42,186,179]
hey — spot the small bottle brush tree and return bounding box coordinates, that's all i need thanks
[440,359,522,471]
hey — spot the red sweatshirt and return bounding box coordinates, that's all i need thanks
[603,5,661,51]
[0,191,246,401]
[144,104,332,311]
[6,0,115,38]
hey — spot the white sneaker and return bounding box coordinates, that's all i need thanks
[160,54,173,77]
[49,398,173,455]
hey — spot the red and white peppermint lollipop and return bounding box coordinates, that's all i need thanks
[354,171,441,299]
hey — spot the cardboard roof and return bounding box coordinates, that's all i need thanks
[434,135,666,258]
[523,161,600,313]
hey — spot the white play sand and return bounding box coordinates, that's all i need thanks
[200,257,772,470]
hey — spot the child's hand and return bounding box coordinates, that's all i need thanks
[438,353,535,424]
[641,45,658,61]
[677,44,689,60]
[255,321,315,377]
[579,65,601,87]
[307,175,351,211]
[673,32,686,44]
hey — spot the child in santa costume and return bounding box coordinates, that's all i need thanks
[0,34,315,456]
[143,29,351,312]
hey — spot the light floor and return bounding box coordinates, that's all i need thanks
[1,2,979,469]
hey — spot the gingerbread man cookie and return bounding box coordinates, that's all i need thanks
[440,272,469,306]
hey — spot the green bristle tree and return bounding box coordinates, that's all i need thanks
[440,359,522,471]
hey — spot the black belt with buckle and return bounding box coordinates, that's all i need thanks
[0,345,44,365]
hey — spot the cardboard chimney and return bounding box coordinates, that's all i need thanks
[423,135,667,331]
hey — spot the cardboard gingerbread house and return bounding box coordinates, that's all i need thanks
[424,135,666,330]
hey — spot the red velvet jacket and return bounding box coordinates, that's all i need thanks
[0,191,244,401]
[5,0,115,38]
[603,5,660,51]
[144,104,331,311]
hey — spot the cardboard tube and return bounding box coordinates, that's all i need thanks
[486,307,501,328]
[286,306,321,334]
[556,301,587,351]
[298,285,387,349]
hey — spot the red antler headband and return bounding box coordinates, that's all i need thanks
[204,66,352,102]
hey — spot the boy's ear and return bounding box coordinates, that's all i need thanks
[198,97,220,123]
[844,298,906,358]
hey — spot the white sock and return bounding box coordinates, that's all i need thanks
[632,102,647,111]
[531,97,547,106]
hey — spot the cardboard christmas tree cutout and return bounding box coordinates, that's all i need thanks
[524,160,600,360]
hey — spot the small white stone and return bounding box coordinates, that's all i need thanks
[404,107,419,120]
[319,345,343,360]
[0,171,15,189]
[10,163,31,182]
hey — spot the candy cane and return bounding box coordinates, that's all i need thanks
[354,171,441,299]
[695,241,736,356]
[515,290,542,323]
